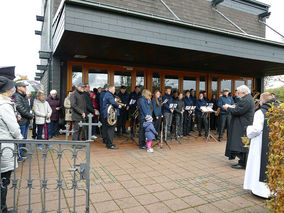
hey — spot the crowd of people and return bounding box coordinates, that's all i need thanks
[0,74,280,212]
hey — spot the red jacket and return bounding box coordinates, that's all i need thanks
[90,92,99,119]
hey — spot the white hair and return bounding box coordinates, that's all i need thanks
[237,85,250,95]
[50,89,57,95]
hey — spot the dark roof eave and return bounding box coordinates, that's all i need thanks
[59,0,284,48]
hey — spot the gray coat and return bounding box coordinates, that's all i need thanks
[70,89,87,121]
[0,95,22,173]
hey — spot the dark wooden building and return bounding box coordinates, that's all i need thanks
[37,0,284,99]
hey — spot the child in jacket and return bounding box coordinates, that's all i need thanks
[143,115,158,153]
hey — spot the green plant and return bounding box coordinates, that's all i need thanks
[266,103,284,212]
[265,87,284,103]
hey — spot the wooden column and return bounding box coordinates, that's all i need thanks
[108,68,114,85]
[207,74,212,99]
[196,76,200,99]
[131,71,136,91]
[217,78,221,97]
[179,75,183,93]
[161,73,165,95]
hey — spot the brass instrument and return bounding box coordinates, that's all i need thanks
[253,92,260,109]
[132,108,139,120]
[215,108,221,116]
[107,96,126,126]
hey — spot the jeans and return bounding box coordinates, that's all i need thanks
[37,124,44,140]
[175,114,183,137]
[138,119,146,148]
[19,124,29,157]
[153,116,162,136]
[1,170,12,213]
[183,111,192,136]
[197,113,208,136]
[163,112,173,140]
[49,120,59,138]
[218,114,231,140]
[91,117,99,135]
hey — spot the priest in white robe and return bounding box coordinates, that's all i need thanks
[243,92,278,198]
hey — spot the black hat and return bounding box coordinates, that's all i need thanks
[0,76,15,93]
[77,83,86,87]
[120,86,126,89]
[103,84,109,89]
[0,66,16,80]
[15,81,29,87]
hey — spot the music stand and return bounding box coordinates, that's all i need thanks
[201,106,218,143]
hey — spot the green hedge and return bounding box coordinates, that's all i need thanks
[265,87,284,102]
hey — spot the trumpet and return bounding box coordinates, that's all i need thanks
[114,96,127,107]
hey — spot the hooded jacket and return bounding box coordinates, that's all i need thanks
[143,121,158,141]
[33,98,52,125]
[0,95,21,173]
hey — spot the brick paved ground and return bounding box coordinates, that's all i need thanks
[7,131,269,213]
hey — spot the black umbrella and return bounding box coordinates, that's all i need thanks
[0,66,16,80]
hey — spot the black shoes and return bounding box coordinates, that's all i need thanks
[139,146,147,150]
[107,145,119,149]
[218,138,222,142]
[231,164,245,169]
[198,133,202,137]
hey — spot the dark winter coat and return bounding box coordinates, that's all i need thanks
[12,91,33,126]
[210,98,218,111]
[190,95,197,106]
[46,95,62,121]
[184,96,193,110]
[70,89,87,121]
[225,94,255,157]
[117,91,129,105]
[102,91,119,119]
[100,90,106,112]
[143,121,158,141]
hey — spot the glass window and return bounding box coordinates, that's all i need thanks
[136,71,144,91]
[114,71,132,93]
[247,80,252,92]
[88,69,108,90]
[199,76,206,93]
[235,80,245,89]
[152,72,160,92]
[165,75,178,92]
[183,76,196,94]
[221,79,232,92]
[212,77,218,97]
[72,65,82,87]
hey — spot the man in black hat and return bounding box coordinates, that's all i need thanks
[117,86,129,136]
[70,83,87,141]
[12,81,33,162]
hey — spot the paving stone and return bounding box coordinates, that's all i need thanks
[123,205,148,213]
[153,190,176,201]
[108,188,132,199]
[135,194,159,205]
[93,200,120,213]
[115,197,140,209]
[195,203,224,213]
[164,198,190,211]
[145,202,172,213]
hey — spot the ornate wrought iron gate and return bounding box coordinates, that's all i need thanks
[0,139,90,213]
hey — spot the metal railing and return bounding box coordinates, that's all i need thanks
[0,139,91,213]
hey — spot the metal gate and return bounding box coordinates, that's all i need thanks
[0,139,90,213]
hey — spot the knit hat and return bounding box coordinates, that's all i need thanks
[145,115,153,122]
[0,76,15,93]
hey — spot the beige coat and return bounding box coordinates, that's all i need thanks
[64,96,72,121]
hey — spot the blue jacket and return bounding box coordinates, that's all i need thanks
[139,96,152,121]
[100,90,106,111]
[218,95,235,115]
[102,91,119,118]
[117,91,129,104]
[162,94,173,114]
[128,91,141,112]
[143,121,158,141]
[196,98,207,115]
[152,98,162,117]
[190,95,197,106]
[184,96,193,110]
